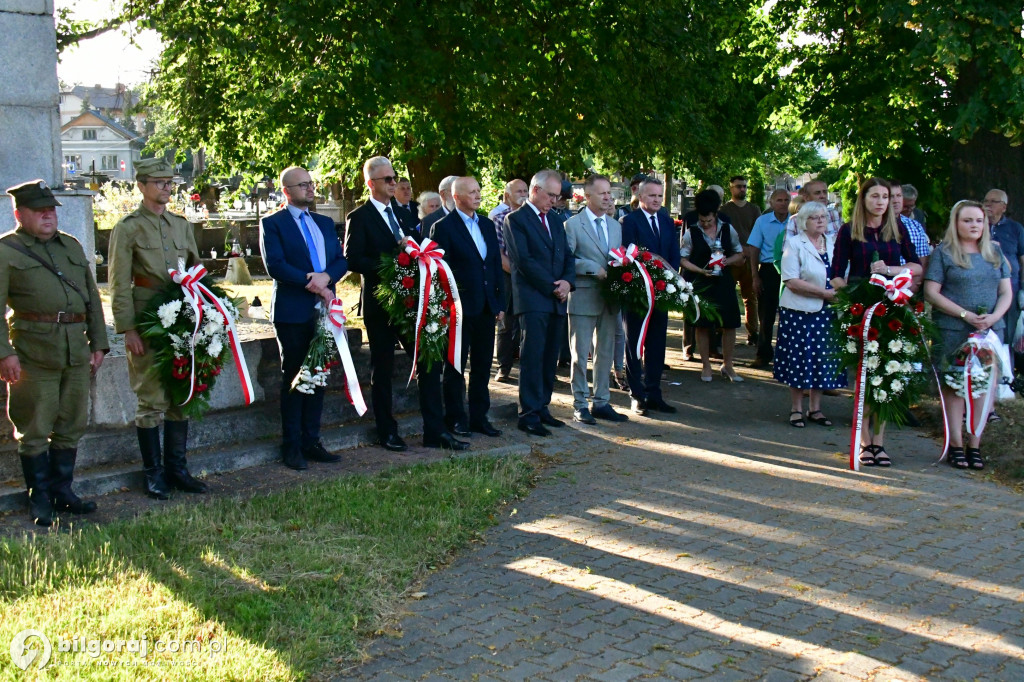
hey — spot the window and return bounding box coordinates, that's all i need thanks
[63,155,82,172]
[82,129,97,140]
[100,155,118,170]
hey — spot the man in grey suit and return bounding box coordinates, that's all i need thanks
[564,175,629,425]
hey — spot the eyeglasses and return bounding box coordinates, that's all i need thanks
[286,181,316,190]
[983,199,1006,205]
[145,179,175,189]
[372,175,399,184]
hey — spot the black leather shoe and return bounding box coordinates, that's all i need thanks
[447,421,472,437]
[470,421,502,437]
[631,398,648,416]
[282,446,308,471]
[592,404,629,422]
[539,413,565,428]
[518,422,550,437]
[303,441,341,463]
[424,432,470,451]
[573,408,597,425]
[647,398,677,414]
[381,433,408,452]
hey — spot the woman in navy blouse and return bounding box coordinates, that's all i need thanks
[830,178,922,467]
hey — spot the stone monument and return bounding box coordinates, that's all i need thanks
[0,0,95,256]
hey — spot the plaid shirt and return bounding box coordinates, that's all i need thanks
[900,214,931,264]
[492,207,511,255]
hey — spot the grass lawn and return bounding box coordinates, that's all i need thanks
[0,456,533,680]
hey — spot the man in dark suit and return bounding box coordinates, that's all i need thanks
[394,178,418,216]
[343,156,468,452]
[621,177,679,416]
[260,166,349,470]
[503,170,575,436]
[419,175,458,236]
[429,176,505,437]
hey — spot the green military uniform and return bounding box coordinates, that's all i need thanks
[2,179,109,525]
[108,163,200,428]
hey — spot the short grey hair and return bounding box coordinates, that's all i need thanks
[529,169,561,191]
[363,156,392,183]
[438,175,459,194]
[708,184,725,200]
[795,201,828,233]
[639,177,664,194]
[901,184,918,200]
[417,191,440,219]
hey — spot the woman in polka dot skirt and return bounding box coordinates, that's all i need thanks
[774,202,848,427]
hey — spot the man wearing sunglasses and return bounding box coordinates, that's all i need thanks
[109,157,208,500]
[345,156,468,452]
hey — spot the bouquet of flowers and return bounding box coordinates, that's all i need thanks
[136,262,254,418]
[375,237,463,379]
[943,332,999,400]
[291,299,367,414]
[601,244,718,324]
[832,269,935,431]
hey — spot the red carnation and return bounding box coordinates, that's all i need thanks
[654,280,666,291]
[195,383,208,393]
[846,324,862,338]
[621,272,634,283]
[867,327,879,341]
[401,276,415,290]
[190,193,201,202]
[641,251,653,262]
[397,252,411,267]
[440,316,449,326]
[649,260,662,270]
[404,296,415,309]
[888,319,903,332]
[849,303,865,317]
[915,301,925,314]
[908,326,920,336]
[875,304,887,317]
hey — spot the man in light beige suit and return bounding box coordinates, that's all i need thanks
[564,174,629,424]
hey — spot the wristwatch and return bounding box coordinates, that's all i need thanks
[959,310,968,320]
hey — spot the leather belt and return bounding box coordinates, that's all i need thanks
[13,311,87,324]
[133,275,161,289]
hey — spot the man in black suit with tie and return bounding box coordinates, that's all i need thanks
[260,166,349,470]
[621,177,679,416]
[429,176,505,437]
[503,170,575,436]
[343,156,468,452]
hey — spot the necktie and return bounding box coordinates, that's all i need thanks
[650,214,660,238]
[594,216,608,253]
[298,212,322,272]
[467,216,487,259]
[540,212,550,237]
[384,206,403,241]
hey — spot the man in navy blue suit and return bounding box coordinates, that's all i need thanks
[503,170,575,436]
[429,176,505,437]
[620,178,679,416]
[260,166,349,470]
[344,156,468,452]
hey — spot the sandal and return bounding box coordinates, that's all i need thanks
[966,447,985,470]
[807,410,833,427]
[859,445,876,466]
[947,447,968,469]
[789,411,805,428]
[872,446,891,467]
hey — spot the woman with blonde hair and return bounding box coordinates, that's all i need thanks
[830,177,923,466]
[924,200,1012,470]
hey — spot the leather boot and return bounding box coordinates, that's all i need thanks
[49,447,97,514]
[163,420,207,493]
[19,452,56,527]
[137,426,170,500]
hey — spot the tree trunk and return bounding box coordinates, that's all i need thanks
[950,130,1024,219]
[404,150,467,197]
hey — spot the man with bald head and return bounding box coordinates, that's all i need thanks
[984,188,1024,354]
[421,175,459,237]
[430,176,505,436]
[493,178,528,381]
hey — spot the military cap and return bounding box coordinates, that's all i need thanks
[6,179,62,209]
[135,157,174,180]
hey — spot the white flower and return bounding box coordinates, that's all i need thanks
[680,293,690,304]
[846,342,857,354]
[890,379,904,393]
[665,284,676,294]
[875,389,889,402]
[865,356,880,370]
[866,341,880,353]
[888,339,903,353]
[911,362,923,372]
[157,300,182,328]
[426,322,439,333]
[901,362,912,373]
[871,376,883,386]
[207,337,223,358]
[885,360,901,375]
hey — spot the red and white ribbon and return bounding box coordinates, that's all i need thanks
[868,269,914,305]
[707,253,726,269]
[168,263,254,406]
[402,237,463,385]
[326,298,367,416]
[961,330,1005,439]
[609,243,654,359]
[849,302,884,471]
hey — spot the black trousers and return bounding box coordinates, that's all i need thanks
[625,309,668,401]
[495,272,520,373]
[365,312,445,441]
[518,311,563,425]
[756,263,782,362]
[275,319,325,450]
[443,308,497,425]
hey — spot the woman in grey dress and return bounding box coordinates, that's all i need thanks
[923,200,1012,470]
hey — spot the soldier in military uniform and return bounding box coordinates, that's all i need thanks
[108,158,206,499]
[1,180,108,526]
